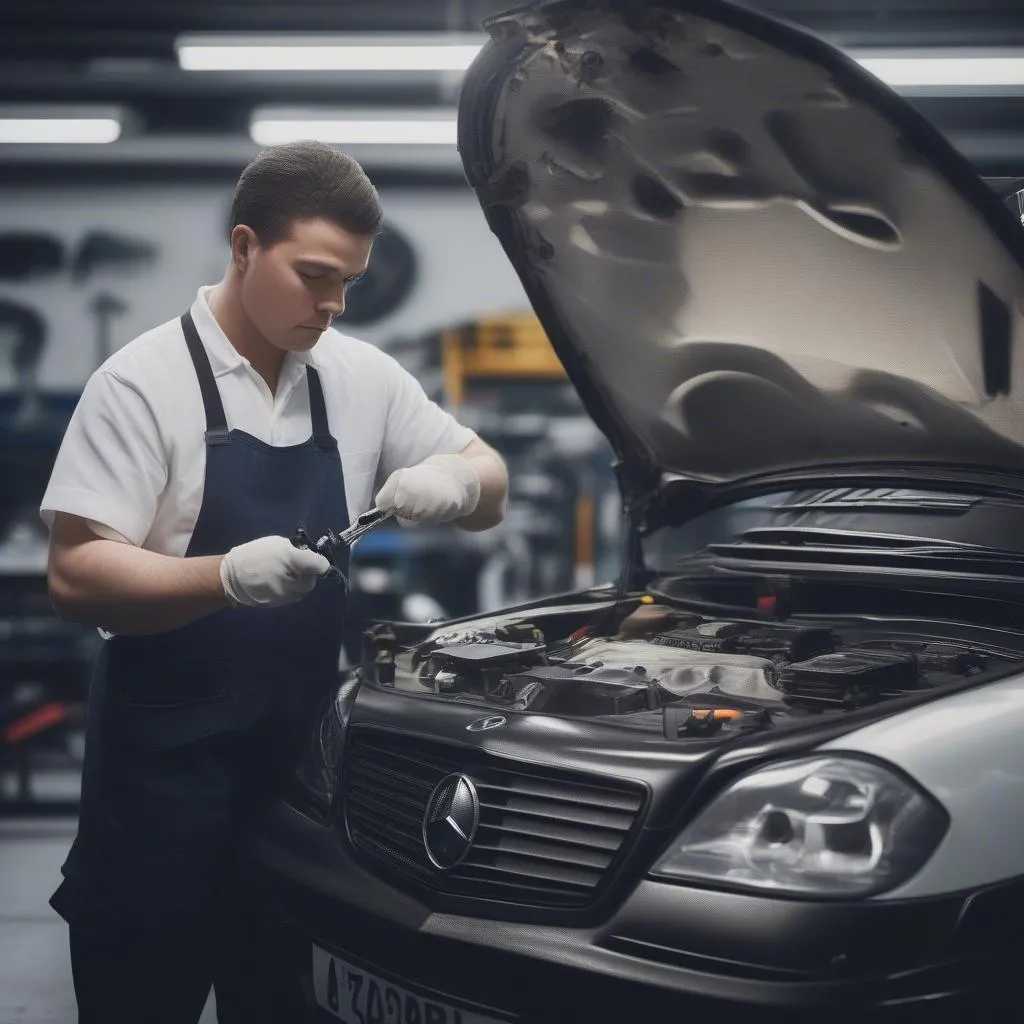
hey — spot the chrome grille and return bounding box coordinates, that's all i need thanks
[343,728,645,909]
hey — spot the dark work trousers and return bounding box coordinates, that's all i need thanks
[52,310,350,1023]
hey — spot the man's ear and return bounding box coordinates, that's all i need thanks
[230,224,259,272]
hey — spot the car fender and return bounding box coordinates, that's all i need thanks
[819,672,1024,899]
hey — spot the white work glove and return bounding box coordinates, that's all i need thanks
[219,535,330,609]
[375,453,481,528]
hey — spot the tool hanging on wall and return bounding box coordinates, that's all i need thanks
[0,233,65,283]
[89,292,128,368]
[72,231,158,284]
[0,299,46,433]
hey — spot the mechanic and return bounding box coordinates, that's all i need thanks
[39,140,509,1023]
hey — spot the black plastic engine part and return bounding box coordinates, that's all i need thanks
[911,644,987,676]
[779,648,920,709]
[374,647,397,685]
[507,664,660,716]
[361,625,400,684]
[731,626,836,664]
[855,642,990,678]
[417,640,547,700]
[649,621,746,653]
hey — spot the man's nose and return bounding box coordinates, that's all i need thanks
[317,292,345,318]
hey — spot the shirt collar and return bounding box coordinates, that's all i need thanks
[189,285,316,380]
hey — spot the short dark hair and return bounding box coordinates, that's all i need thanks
[229,141,383,246]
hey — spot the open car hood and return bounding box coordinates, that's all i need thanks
[458,0,1024,516]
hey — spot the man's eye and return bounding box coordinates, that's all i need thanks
[299,271,325,281]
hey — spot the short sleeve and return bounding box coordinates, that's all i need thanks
[378,356,476,481]
[40,369,168,546]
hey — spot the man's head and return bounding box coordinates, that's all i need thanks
[226,141,382,352]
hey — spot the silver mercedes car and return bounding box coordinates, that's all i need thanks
[240,0,1024,1020]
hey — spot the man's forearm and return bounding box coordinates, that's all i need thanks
[48,524,230,636]
[456,443,509,532]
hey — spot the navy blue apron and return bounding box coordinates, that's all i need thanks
[51,310,349,937]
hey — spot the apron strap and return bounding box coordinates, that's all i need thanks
[180,311,230,445]
[305,367,336,451]
[182,309,335,451]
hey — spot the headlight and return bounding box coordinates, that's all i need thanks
[651,756,948,898]
[286,675,359,823]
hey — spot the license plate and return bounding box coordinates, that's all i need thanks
[312,944,510,1024]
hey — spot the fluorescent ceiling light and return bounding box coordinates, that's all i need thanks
[250,109,457,146]
[178,33,485,72]
[0,108,123,144]
[850,51,1024,88]
[179,31,1024,90]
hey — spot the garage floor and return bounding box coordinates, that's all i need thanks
[0,771,217,1024]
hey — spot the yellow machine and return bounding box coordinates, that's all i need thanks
[440,312,566,408]
[439,312,600,587]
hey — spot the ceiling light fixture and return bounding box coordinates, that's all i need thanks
[177,34,486,73]
[250,109,458,146]
[0,107,124,144]
[849,51,1024,89]
[178,33,1024,91]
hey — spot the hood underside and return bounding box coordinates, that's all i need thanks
[458,0,1024,496]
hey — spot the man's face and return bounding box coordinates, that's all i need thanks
[238,217,374,353]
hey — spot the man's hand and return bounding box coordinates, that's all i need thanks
[220,536,330,608]
[375,454,482,528]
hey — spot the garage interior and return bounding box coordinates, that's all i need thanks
[0,0,1022,1021]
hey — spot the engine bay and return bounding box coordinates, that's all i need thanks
[360,599,1014,738]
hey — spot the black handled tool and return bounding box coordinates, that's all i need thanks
[291,507,394,584]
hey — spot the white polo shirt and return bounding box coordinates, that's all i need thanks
[40,286,476,556]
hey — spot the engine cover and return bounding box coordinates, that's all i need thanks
[561,638,783,703]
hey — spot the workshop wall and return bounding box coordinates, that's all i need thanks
[0,181,530,394]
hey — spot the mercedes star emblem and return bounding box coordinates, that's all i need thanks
[422,774,480,870]
[466,715,507,732]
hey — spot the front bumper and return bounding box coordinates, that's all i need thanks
[240,802,1016,1023]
